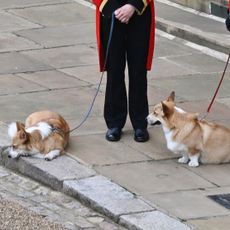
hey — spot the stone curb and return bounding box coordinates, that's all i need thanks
[0,124,191,230]
[156,17,230,55]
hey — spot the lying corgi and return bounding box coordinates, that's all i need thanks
[8,111,69,161]
[147,92,230,167]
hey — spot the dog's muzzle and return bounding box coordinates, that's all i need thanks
[8,147,20,159]
[146,115,161,126]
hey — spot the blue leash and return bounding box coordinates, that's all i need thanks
[69,13,115,133]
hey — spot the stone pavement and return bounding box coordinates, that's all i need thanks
[0,0,230,229]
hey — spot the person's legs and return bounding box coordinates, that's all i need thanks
[100,16,127,139]
[127,7,151,132]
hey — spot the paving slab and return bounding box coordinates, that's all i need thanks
[120,211,191,230]
[0,87,104,123]
[185,163,230,187]
[0,33,41,53]
[66,116,106,136]
[147,85,185,106]
[16,24,95,48]
[122,126,178,161]
[59,65,105,85]
[0,52,52,74]
[96,161,214,195]
[165,53,229,73]
[0,74,46,95]
[150,72,230,101]
[148,57,198,79]
[68,134,150,166]
[0,11,41,33]
[144,186,230,220]
[9,3,94,27]
[153,35,200,59]
[21,45,98,69]
[17,70,89,90]
[188,216,230,230]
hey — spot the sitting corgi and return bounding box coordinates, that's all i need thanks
[147,92,230,167]
[8,111,69,161]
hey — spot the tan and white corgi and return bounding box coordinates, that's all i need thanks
[147,92,230,167]
[8,111,69,161]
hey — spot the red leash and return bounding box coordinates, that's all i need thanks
[202,53,230,119]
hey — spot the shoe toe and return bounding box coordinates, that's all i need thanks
[106,128,121,141]
[134,129,149,142]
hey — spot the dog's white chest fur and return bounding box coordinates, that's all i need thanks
[163,126,188,153]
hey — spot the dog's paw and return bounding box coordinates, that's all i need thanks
[44,150,60,161]
[188,160,199,167]
[178,156,189,164]
[44,156,52,161]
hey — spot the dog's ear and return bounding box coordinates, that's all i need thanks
[19,130,28,142]
[161,101,173,117]
[167,91,175,102]
[16,121,25,131]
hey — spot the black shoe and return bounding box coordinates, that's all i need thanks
[134,129,149,142]
[106,128,122,142]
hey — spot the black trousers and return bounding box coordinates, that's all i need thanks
[101,6,151,130]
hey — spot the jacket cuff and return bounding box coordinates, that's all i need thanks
[100,0,120,18]
[127,0,148,15]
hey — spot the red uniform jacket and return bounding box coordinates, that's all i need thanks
[92,0,155,72]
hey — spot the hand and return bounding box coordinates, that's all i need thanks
[114,4,135,24]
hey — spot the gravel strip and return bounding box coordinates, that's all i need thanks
[0,199,68,230]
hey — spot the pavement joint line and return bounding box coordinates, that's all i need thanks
[66,152,92,168]
[93,159,155,168]
[180,164,220,188]
[16,74,50,90]
[6,9,45,28]
[11,31,44,48]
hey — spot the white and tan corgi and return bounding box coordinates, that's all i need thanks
[147,92,230,167]
[8,111,69,161]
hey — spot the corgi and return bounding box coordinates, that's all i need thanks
[147,92,230,167]
[8,111,69,161]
